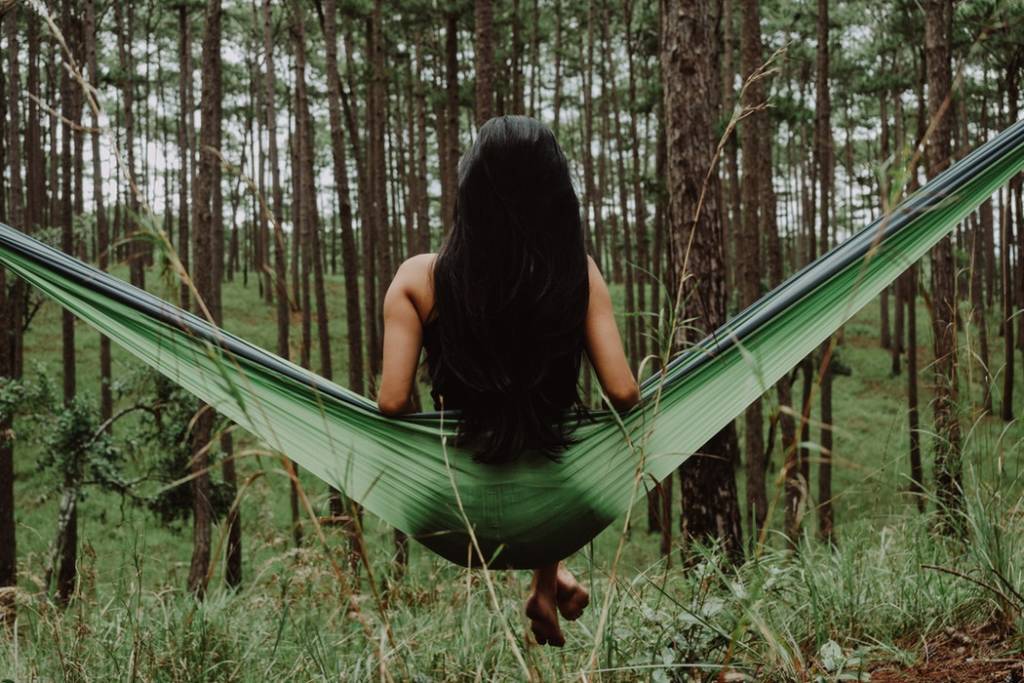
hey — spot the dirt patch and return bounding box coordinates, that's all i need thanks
[870,625,1023,682]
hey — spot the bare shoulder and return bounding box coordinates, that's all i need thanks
[586,255,610,298]
[390,253,437,321]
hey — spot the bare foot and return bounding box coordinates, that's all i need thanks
[556,565,590,621]
[525,591,565,647]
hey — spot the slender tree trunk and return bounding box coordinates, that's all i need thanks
[113,2,143,289]
[509,0,524,114]
[55,0,82,606]
[178,5,193,310]
[552,0,563,138]
[368,0,391,390]
[603,6,637,371]
[415,61,431,252]
[262,1,289,362]
[26,13,44,232]
[442,13,460,232]
[662,0,744,563]
[528,0,540,117]
[970,212,993,414]
[474,0,495,127]
[739,0,767,537]
[293,2,332,384]
[1,4,25,625]
[814,0,836,542]
[924,0,961,522]
[907,264,924,510]
[86,0,112,425]
[323,0,364,396]
[721,0,741,297]
[625,1,648,365]
[187,0,223,598]
[47,53,59,235]
[876,87,891,360]
[1001,184,1014,422]
[322,0,365,535]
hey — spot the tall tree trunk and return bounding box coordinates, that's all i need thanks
[1001,183,1014,422]
[47,52,59,234]
[56,0,82,606]
[970,212,993,414]
[262,0,290,363]
[603,5,637,371]
[879,92,892,355]
[177,6,193,308]
[814,0,836,543]
[908,264,924,510]
[86,0,111,425]
[721,0,740,297]
[441,13,460,233]
[890,88,906,376]
[739,0,767,538]
[414,41,430,251]
[113,2,143,289]
[367,0,391,390]
[662,0,744,563]
[474,0,495,127]
[187,0,223,598]
[1,4,25,626]
[261,0,301,547]
[294,1,332,384]
[323,0,364,395]
[509,0,524,114]
[924,0,961,522]
[552,0,563,137]
[25,13,44,232]
[625,0,647,364]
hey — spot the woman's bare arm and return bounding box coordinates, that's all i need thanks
[377,255,433,416]
[585,256,641,411]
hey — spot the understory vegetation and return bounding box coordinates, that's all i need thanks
[1,272,1022,681]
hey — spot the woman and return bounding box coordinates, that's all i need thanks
[377,116,640,647]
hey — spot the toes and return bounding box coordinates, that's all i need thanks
[558,587,590,621]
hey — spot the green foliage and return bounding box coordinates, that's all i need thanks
[4,367,129,500]
[141,373,234,527]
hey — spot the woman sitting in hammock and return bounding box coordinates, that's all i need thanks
[377,115,640,647]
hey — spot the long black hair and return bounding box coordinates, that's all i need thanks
[429,115,589,464]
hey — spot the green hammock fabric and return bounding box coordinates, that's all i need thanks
[2,120,1023,569]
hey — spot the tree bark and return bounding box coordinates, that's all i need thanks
[442,12,460,233]
[602,4,637,371]
[25,13,44,231]
[177,6,193,306]
[739,0,767,537]
[814,0,836,543]
[323,0,364,395]
[924,0,961,522]
[662,0,744,563]
[1001,184,1014,422]
[1,4,25,625]
[474,0,495,127]
[970,211,993,414]
[187,0,223,598]
[625,0,648,364]
[56,0,82,606]
[86,0,112,428]
[113,2,143,289]
[262,0,289,362]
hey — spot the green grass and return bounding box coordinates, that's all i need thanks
[2,258,1024,680]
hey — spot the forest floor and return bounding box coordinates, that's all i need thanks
[869,624,1024,682]
[2,263,1024,680]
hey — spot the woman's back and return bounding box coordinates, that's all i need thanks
[377,116,638,463]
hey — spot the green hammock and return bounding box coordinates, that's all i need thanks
[2,120,1023,569]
